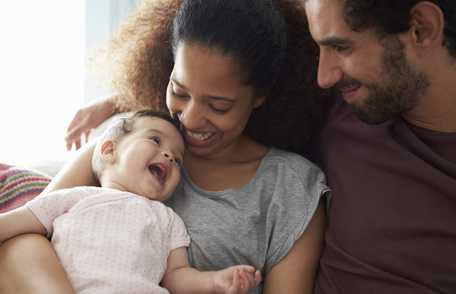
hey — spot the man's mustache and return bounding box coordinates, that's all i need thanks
[334,78,362,93]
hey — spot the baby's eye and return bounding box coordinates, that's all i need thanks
[174,158,183,168]
[150,136,161,145]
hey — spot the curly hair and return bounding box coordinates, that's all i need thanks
[342,0,456,57]
[106,0,182,111]
[104,0,329,159]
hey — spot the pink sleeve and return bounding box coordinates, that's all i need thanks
[25,187,89,236]
[167,208,190,251]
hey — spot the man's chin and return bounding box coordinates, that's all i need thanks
[350,105,393,125]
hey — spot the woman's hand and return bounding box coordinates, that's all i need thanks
[65,97,116,151]
[213,265,262,294]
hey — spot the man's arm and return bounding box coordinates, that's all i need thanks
[0,207,46,244]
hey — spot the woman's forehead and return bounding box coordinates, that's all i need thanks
[172,42,252,98]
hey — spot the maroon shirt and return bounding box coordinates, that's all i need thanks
[316,100,456,294]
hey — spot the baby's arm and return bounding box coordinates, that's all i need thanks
[0,207,46,244]
[162,247,261,294]
[0,187,89,244]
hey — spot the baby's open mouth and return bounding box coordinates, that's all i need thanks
[148,163,168,185]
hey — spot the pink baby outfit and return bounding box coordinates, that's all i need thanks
[26,186,190,294]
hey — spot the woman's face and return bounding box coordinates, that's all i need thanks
[166,42,265,159]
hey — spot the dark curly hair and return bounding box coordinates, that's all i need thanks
[342,0,456,57]
[104,0,329,160]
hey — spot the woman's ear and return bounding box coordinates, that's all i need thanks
[100,139,116,164]
[409,2,445,48]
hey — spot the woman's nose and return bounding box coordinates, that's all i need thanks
[178,101,206,130]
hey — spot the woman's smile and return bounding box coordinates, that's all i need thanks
[184,129,220,148]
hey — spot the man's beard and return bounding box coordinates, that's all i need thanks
[336,37,430,124]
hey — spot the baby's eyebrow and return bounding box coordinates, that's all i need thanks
[143,128,164,136]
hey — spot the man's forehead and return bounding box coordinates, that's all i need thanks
[304,0,348,42]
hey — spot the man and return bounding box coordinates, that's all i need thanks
[303,0,456,293]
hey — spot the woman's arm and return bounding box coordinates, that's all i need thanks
[263,201,326,294]
[44,144,98,193]
[0,145,97,294]
[0,234,76,294]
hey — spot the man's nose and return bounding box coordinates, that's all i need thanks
[317,51,343,89]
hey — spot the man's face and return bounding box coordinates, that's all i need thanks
[304,0,429,124]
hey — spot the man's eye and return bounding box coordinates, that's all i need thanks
[334,45,351,53]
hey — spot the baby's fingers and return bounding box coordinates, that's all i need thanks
[235,268,261,293]
[227,268,243,294]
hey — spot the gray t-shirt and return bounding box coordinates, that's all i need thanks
[166,148,329,293]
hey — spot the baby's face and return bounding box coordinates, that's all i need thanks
[112,116,184,201]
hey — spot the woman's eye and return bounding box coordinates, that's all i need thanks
[209,105,229,114]
[171,88,189,99]
[209,101,232,114]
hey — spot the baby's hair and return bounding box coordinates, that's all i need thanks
[91,109,182,180]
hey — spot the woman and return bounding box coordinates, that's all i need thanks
[0,0,329,293]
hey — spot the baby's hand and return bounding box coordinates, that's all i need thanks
[213,265,262,294]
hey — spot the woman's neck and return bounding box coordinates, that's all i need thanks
[183,135,269,191]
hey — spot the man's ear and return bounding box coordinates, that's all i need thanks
[100,139,116,164]
[253,95,266,109]
[409,2,445,48]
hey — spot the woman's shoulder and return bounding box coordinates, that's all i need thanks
[257,148,328,195]
[263,148,324,176]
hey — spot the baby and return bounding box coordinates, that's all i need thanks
[0,110,261,294]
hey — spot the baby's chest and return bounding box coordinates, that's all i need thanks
[52,204,171,282]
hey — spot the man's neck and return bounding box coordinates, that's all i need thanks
[402,70,456,133]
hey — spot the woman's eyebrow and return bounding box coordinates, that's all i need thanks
[207,95,235,102]
[171,78,235,102]
[171,78,187,90]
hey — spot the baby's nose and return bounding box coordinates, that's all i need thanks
[162,151,176,164]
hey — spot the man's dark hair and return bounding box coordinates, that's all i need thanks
[342,0,455,57]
